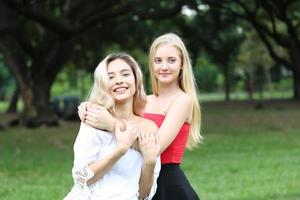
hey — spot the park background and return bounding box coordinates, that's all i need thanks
[0,1,299,200]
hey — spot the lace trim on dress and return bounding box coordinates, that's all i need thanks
[63,166,95,200]
[73,165,95,190]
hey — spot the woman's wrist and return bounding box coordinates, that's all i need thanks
[113,119,126,132]
[143,156,157,165]
[115,145,129,155]
[106,118,117,133]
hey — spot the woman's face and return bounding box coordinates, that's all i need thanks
[152,44,182,85]
[107,58,136,103]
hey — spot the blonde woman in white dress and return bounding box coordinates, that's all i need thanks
[64,53,160,200]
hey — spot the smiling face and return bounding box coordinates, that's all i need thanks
[107,58,136,103]
[152,44,182,86]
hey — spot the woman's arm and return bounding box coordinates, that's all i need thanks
[73,122,137,186]
[78,102,139,150]
[78,102,116,132]
[79,93,192,154]
[138,126,160,199]
[87,122,137,184]
[156,94,193,154]
[87,146,126,185]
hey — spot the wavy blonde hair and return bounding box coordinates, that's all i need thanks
[88,52,147,116]
[149,33,203,149]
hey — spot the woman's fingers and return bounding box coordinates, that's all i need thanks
[77,102,90,121]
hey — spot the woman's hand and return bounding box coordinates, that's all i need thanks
[115,121,138,153]
[77,101,92,121]
[78,101,115,132]
[138,132,160,164]
[137,131,160,199]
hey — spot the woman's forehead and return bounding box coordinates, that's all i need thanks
[107,59,132,72]
[155,44,180,57]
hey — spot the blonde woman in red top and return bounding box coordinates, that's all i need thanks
[78,33,202,200]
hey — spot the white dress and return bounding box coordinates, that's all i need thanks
[64,123,160,200]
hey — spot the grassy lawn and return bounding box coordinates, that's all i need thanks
[0,100,299,200]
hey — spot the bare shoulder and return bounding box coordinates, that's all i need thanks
[146,94,156,103]
[166,92,193,122]
[173,92,192,107]
[145,94,156,112]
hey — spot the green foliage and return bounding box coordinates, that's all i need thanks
[0,55,16,101]
[234,30,291,96]
[130,49,151,93]
[51,67,93,100]
[203,0,300,99]
[236,31,273,69]
[194,55,220,92]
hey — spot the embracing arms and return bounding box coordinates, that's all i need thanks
[78,103,161,199]
[78,94,193,154]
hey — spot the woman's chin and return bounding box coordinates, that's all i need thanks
[114,96,131,104]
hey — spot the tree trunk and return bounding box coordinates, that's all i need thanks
[245,72,253,100]
[11,75,60,127]
[292,71,300,100]
[1,35,72,127]
[26,82,59,127]
[0,38,37,124]
[290,47,300,100]
[6,86,19,113]
[224,64,230,101]
[18,87,37,125]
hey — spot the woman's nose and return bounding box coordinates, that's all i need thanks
[161,61,168,70]
[115,75,124,84]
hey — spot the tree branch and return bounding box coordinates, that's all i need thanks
[202,0,249,20]
[237,1,290,47]
[135,0,185,20]
[77,0,122,22]
[2,0,75,36]
[0,37,32,90]
[254,23,292,70]
[78,3,130,33]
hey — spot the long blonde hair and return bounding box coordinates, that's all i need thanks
[88,52,147,116]
[149,33,203,149]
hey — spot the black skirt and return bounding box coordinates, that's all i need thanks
[152,163,200,200]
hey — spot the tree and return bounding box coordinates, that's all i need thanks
[236,30,277,100]
[175,4,244,100]
[0,0,185,127]
[203,0,300,100]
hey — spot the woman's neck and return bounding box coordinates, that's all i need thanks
[114,101,138,122]
[158,83,181,97]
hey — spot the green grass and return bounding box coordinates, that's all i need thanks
[183,100,300,200]
[199,90,293,102]
[0,100,300,200]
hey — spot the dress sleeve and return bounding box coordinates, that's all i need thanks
[143,156,161,200]
[66,123,104,198]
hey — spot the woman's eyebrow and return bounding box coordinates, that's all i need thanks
[120,69,131,72]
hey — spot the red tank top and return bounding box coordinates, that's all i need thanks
[143,113,190,164]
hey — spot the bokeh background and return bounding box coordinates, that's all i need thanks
[0,1,299,199]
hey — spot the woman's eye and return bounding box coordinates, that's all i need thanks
[123,73,130,77]
[154,58,161,64]
[168,58,176,63]
[108,76,114,80]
